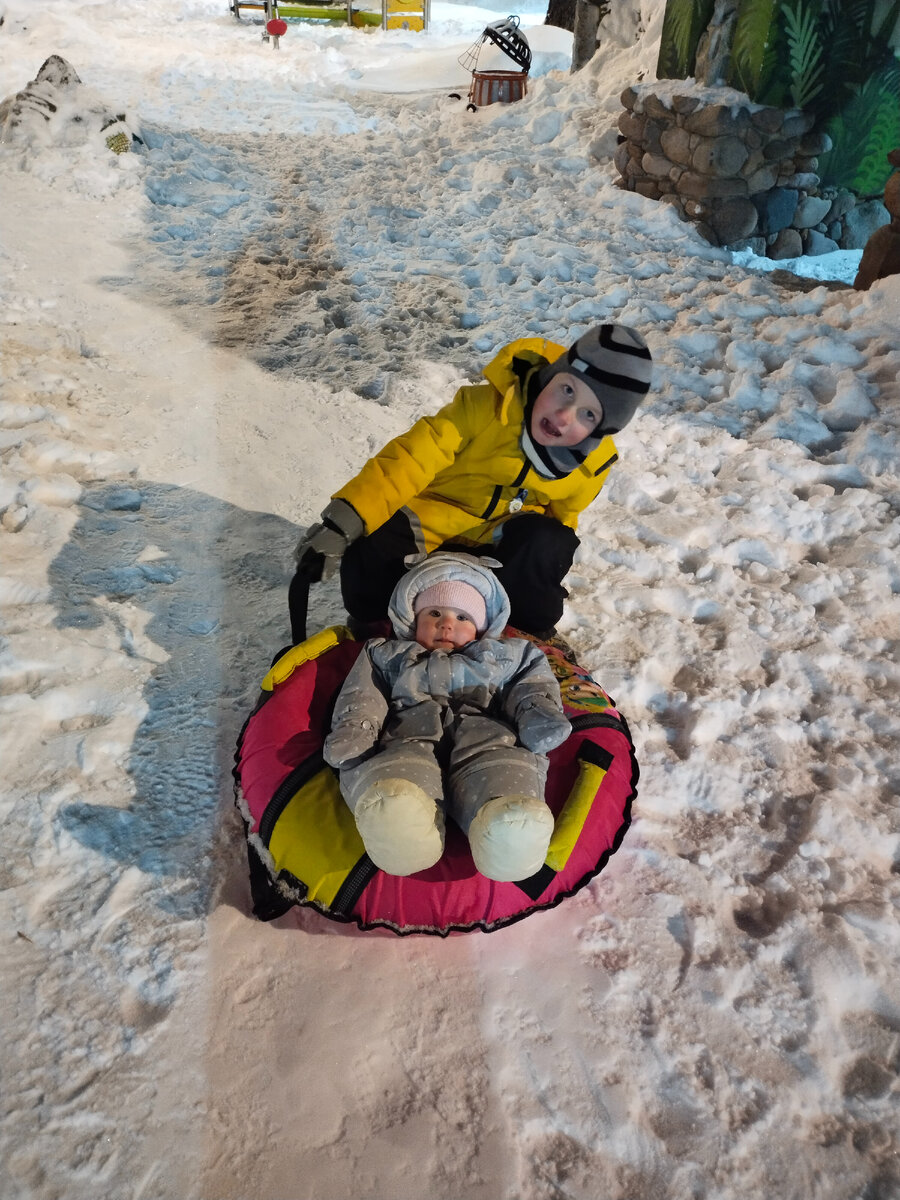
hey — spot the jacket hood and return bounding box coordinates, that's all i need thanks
[388,552,510,641]
[481,337,566,420]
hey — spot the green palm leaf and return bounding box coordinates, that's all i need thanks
[782,1,825,107]
[657,0,716,78]
[852,76,900,193]
[818,68,900,191]
[727,0,782,98]
[818,0,862,100]
[874,0,900,43]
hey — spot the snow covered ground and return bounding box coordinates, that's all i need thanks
[1,1,899,1197]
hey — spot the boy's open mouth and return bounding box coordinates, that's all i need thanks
[540,417,562,439]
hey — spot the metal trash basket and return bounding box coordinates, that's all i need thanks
[458,16,531,110]
[469,69,528,107]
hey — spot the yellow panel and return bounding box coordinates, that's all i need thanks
[268,769,366,906]
[545,760,606,872]
[385,12,424,26]
[261,624,352,691]
[276,3,348,17]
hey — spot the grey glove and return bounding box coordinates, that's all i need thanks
[294,498,365,579]
[516,704,571,754]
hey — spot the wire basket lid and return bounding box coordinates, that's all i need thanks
[458,15,532,74]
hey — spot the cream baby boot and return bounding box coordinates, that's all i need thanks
[354,778,445,876]
[468,794,554,882]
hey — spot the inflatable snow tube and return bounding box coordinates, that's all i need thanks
[234,626,638,936]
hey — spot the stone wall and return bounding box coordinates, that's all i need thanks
[614,84,890,258]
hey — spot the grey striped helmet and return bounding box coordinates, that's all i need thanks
[537,324,653,435]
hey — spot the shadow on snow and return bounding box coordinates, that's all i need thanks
[47,479,299,917]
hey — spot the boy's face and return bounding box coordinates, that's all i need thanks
[414,606,478,651]
[531,372,603,447]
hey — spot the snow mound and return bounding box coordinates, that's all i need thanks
[0,53,137,154]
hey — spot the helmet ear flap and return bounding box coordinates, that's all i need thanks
[534,357,566,396]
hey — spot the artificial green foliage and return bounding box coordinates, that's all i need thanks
[818,65,900,193]
[656,0,716,79]
[726,0,782,97]
[816,0,900,108]
[653,0,899,195]
[877,0,900,48]
[817,2,867,108]
[782,1,825,107]
[855,97,900,193]
[813,0,900,191]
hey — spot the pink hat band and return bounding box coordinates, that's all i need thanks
[413,581,488,634]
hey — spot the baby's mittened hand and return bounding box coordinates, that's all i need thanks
[323,719,380,769]
[517,705,571,754]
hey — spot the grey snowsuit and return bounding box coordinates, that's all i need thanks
[323,553,570,837]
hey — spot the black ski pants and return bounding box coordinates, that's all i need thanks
[336,510,579,635]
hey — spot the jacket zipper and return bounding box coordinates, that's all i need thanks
[481,462,531,521]
[480,486,503,520]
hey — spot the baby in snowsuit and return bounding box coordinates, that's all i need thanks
[292,323,654,640]
[322,553,571,882]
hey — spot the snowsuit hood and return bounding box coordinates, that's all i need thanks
[388,553,510,643]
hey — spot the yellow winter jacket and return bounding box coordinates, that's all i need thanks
[333,338,619,553]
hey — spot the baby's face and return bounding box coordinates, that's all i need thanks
[531,372,603,447]
[414,606,478,651]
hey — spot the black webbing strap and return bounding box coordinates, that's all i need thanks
[288,549,325,644]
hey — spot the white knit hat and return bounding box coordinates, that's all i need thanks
[413,580,488,634]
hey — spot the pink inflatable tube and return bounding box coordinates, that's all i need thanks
[234,629,638,936]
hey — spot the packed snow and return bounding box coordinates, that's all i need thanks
[1,1,899,1198]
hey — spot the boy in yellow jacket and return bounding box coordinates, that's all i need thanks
[293,324,653,638]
